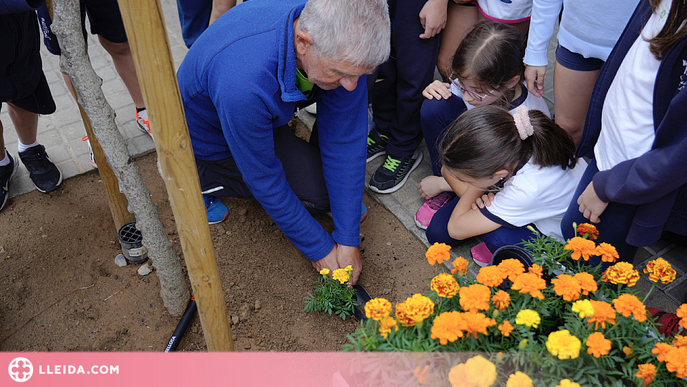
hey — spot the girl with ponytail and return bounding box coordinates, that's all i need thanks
[425,105,586,265]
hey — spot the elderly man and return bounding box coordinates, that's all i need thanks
[177,0,390,283]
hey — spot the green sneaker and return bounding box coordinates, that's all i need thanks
[366,128,388,162]
[369,149,423,194]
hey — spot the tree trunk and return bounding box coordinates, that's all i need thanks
[51,0,189,316]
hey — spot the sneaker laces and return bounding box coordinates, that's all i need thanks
[382,155,401,172]
[367,131,387,147]
[21,148,51,170]
[427,192,454,210]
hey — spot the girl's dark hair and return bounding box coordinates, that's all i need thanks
[450,21,525,106]
[439,106,577,179]
[648,0,687,59]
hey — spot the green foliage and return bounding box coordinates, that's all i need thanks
[304,274,358,320]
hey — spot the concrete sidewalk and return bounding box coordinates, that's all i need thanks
[4,0,685,313]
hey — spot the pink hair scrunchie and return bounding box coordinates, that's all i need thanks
[513,105,534,140]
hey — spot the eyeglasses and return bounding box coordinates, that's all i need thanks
[449,76,494,102]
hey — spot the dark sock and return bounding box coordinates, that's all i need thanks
[136,107,146,113]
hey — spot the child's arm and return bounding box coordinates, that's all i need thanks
[422,80,452,100]
[443,172,500,240]
[418,175,452,199]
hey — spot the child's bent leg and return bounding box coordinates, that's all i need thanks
[420,96,467,175]
[481,225,539,253]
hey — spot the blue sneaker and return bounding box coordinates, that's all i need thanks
[204,195,229,224]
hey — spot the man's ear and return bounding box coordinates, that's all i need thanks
[295,30,313,56]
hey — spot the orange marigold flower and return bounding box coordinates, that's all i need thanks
[459,284,492,312]
[613,294,647,322]
[395,294,434,326]
[587,300,616,330]
[602,262,640,287]
[573,272,598,295]
[674,336,687,349]
[677,304,687,329]
[431,311,466,345]
[449,356,497,387]
[462,311,496,339]
[491,290,511,310]
[552,274,582,302]
[577,223,599,239]
[379,316,397,339]
[644,257,677,284]
[451,256,469,276]
[635,363,657,387]
[477,265,506,287]
[498,258,525,282]
[564,237,597,261]
[499,320,514,337]
[596,242,619,263]
[426,242,451,265]
[431,273,460,298]
[364,298,392,321]
[665,346,687,378]
[586,332,611,358]
[511,272,546,300]
[528,264,543,277]
[653,342,674,362]
[623,345,634,357]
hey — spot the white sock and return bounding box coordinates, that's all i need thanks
[18,140,39,153]
[0,149,9,167]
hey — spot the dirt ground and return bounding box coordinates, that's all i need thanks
[0,143,437,352]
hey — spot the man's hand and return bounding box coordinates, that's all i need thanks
[577,182,608,223]
[311,243,363,284]
[419,0,448,39]
[524,65,546,97]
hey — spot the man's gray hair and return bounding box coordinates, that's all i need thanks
[298,0,390,68]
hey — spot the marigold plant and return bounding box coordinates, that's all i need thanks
[497,258,525,282]
[476,265,506,287]
[462,311,496,339]
[576,223,599,239]
[546,330,581,360]
[431,311,466,345]
[635,363,657,386]
[378,316,397,339]
[677,304,687,329]
[595,242,619,263]
[506,371,533,387]
[586,332,611,358]
[459,284,491,312]
[451,256,469,275]
[613,294,647,322]
[571,299,594,319]
[431,273,459,298]
[364,298,392,321]
[491,290,511,311]
[426,242,451,265]
[602,262,639,286]
[515,309,541,329]
[564,237,597,261]
[573,272,597,295]
[498,320,514,337]
[587,300,616,330]
[552,274,582,302]
[396,294,434,326]
[510,272,546,300]
[644,257,677,284]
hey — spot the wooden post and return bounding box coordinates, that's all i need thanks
[78,104,135,230]
[116,0,233,351]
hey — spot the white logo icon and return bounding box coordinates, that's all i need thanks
[8,357,33,383]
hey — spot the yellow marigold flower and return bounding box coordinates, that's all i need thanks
[613,294,647,322]
[587,300,616,330]
[586,332,611,358]
[573,272,597,295]
[462,311,496,338]
[644,257,677,284]
[519,339,528,350]
[511,272,546,300]
[319,268,330,276]
[556,380,581,387]
[477,265,506,287]
[426,242,451,265]
[677,304,687,329]
[576,223,599,240]
[332,268,350,284]
[459,284,492,312]
[465,356,497,387]
[564,237,597,261]
[673,336,687,349]
[546,330,582,360]
[378,316,397,339]
[665,346,687,378]
[602,262,639,287]
[451,256,469,275]
[497,258,525,282]
[515,309,541,328]
[395,294,434,326]
[491,290,511,311]
[552,274,582,302]
[431,273,460,298]
[596,242,619,263]
[528,264,543,277]
[653,342,673,362]
[635,363,657,387]
[431,311,466,345]
[506,372,533,387]
[623,344,634,357]
[364,298,392,321]
[572,299,595,318]
[498,320,514,337]
[344,265,353,272]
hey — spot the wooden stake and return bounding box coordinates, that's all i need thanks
[116,0,233,351]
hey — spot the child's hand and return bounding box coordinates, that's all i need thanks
[472,192,495,210]
[422,80,452,100]
[418,175,451,199]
